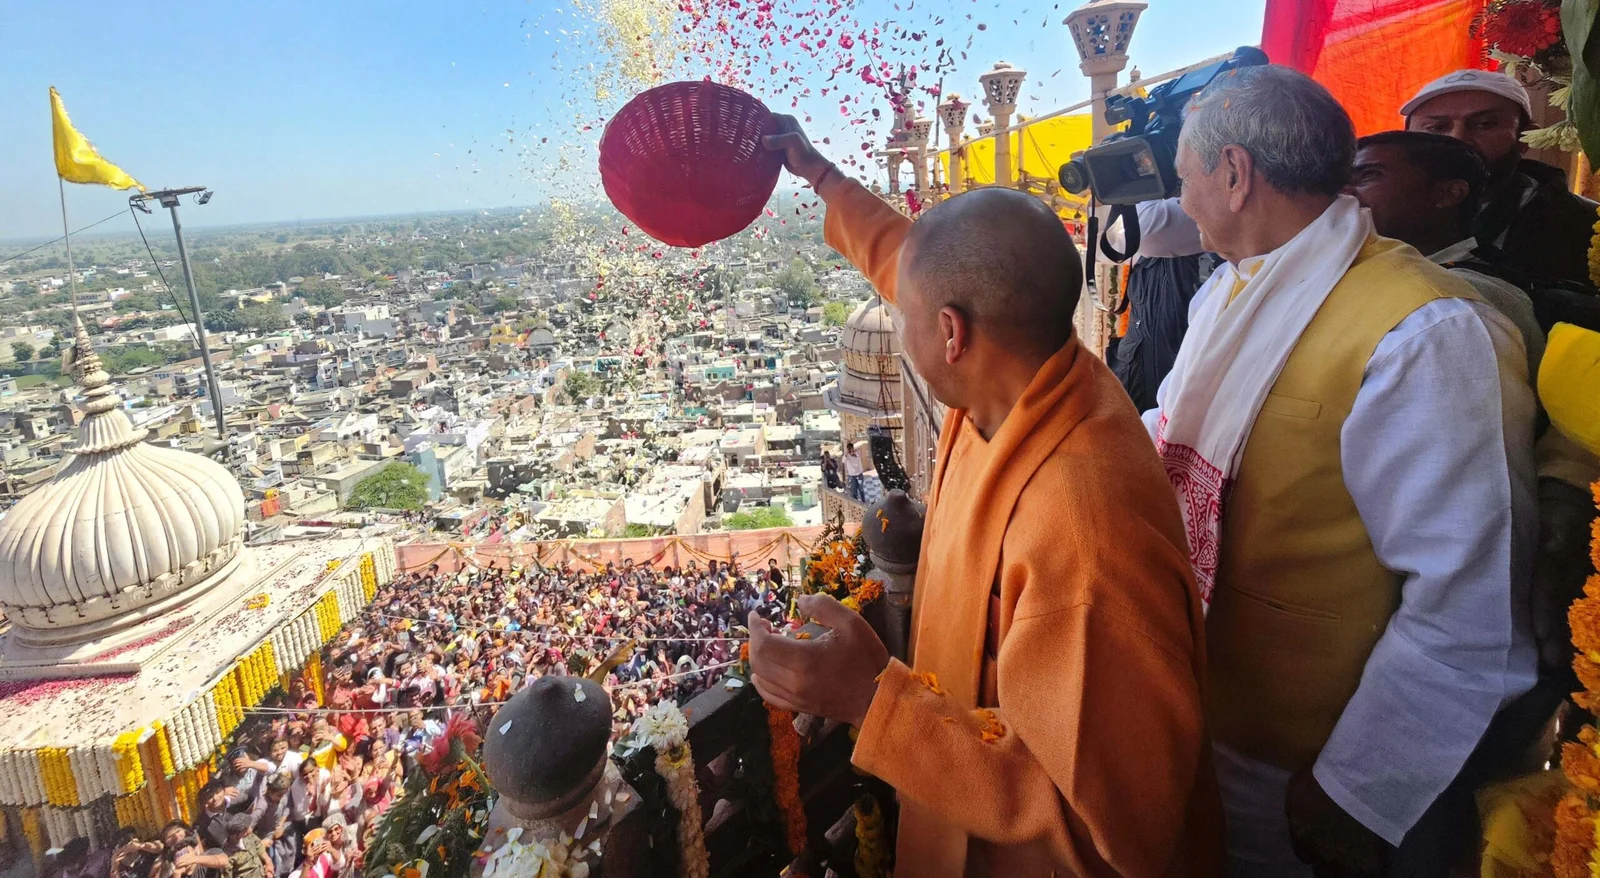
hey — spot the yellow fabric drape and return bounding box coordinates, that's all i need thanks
[1539,322,1600,457]
[50,86,143,191]
[940,113,1093,219]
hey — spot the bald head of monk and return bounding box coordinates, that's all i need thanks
[895,187,1082,423]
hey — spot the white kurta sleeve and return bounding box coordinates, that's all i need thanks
[1313,297,1539,845]
[1134,197,1205,258]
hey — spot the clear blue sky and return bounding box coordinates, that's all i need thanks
[0,0,1265,242]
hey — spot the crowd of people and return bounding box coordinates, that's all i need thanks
[71,557,791,878]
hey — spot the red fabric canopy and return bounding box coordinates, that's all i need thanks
[1262,0,1491,136]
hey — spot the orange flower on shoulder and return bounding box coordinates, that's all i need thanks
[910,671,943,695]
[973,709,1006,743]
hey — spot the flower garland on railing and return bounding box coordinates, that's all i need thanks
[853,794,887,878]
[633,702,709,878]
[766,706,807,857]
[1553,480,1600,878]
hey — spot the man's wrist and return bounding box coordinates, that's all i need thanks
[808,163,840,193]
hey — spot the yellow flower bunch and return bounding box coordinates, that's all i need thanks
[151,722,176,778]
[112,731,145,794]
[244,593,270,610]
[36,747,78,807]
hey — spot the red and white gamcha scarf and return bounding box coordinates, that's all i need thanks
[1155,195,1372,608]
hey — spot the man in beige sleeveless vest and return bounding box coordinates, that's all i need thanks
[1146,65,1539,876]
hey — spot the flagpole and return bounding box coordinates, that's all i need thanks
[57,175,78,312]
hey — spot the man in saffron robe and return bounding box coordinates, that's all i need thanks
[747,116,1222,876]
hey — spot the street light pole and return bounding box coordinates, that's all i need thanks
[132,186,225,441]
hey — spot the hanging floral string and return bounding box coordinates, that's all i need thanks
[766,706,807,857]
[634,702,709,878]
[853,794,887,878]
[1587,207,1600,289]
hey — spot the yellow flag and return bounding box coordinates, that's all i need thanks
[50,86,143,191]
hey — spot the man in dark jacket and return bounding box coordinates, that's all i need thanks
[1404,69,1599,287]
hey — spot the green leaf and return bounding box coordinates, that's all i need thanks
[1564,0,1600,162]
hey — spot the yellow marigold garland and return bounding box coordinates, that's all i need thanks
[853,795,887,878]
[112,730,144,794]
[37,747,78,807]
[766,705,808,856]
[20,807,43,864]
[1587,205,1600,289]
[152,721,176,778]
[361,552,379,600]
[1556,481,1600,878]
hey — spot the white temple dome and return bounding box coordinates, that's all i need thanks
[0,321,244,638]
[839,298,902,412]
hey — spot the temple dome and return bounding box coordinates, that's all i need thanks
[838,298,902,414]
[0,321,244,640]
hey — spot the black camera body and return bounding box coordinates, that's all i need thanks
[1059,46,1269,206]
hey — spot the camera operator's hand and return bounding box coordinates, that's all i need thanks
[763,115,835,191]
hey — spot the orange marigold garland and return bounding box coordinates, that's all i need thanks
[1553,792,1594,878]
[767,705,808,856]
[1554,481,1600,878]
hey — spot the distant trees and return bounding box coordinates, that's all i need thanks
[206,304,289,334]
[724,506,794,530]
[298,279,347,308]
[823,301,851,326]
[102,346,167,375]
[485,295,518,315]
[347,463,430,510]
[774,257,820,306]
[39,340,61,362]
[561,370,601,405]
[10,342,35,363]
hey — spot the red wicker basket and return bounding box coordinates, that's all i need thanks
[599,81,783,248]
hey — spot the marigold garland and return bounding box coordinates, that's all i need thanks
[1588,206,1600,290]
[766,705,808,856]
[111,731,144,794]
[1555,481,1600,878]
[20,807,43,864]
[853,795,887,878]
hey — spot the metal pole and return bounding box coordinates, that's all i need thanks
[163,201,226,440]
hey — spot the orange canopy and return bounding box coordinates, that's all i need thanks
[1262,0,1491,136]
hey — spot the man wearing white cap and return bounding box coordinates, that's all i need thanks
[1404,69,1598,286]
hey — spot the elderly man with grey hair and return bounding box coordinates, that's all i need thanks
[1144,65,1538,876]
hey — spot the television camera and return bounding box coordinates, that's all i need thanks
[1059,46,1267,266]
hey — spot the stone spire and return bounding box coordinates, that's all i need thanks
[68,315,146,454]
